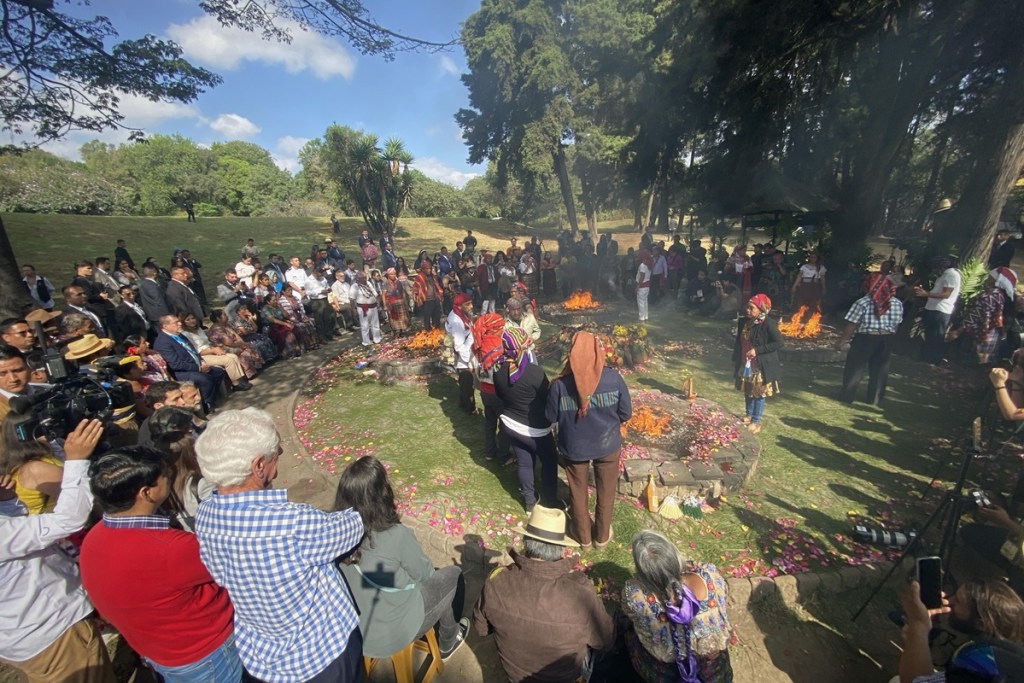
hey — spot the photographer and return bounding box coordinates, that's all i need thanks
[897,579,1024,682]
[0,419,114,683]
[990,362,1024,421]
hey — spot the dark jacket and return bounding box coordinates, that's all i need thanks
[989,239,1015,269]
[546,367,631,461]
[494,363,550,430]
[733,315,784,383]
[138,278,171,324]
[153,330,201,375]
[114,302,149,340]
[165,280,204,323]
[473,549,615,683]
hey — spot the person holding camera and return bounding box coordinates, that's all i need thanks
[897,578,1024,682]
[0,419,113,683]
[989,362,1024,421]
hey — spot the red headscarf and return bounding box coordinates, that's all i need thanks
[452,293,473,327]
[865,273,896,317]
[748,293,771,323]
[472,313,506,370]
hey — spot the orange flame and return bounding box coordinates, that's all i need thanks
[563,290,599,310]
[778,306,822,338]
[621,405,671,438]
[403,328,445,352]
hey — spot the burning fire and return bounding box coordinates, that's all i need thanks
[778,306,822,338]
[563,290,599,310]
[403,328,445,352]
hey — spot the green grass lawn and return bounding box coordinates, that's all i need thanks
[294,297,988,597]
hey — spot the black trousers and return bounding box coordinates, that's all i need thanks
[839,333,895,405]
[480,390,509,459]
[457,369,475,412]
[309,297,337,340]
[420,298,441,330]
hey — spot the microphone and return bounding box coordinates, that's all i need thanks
[9,389,53,416]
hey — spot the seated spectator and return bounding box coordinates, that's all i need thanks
[180,313,252,390]
[473,505,614,682]
[79,446,242,683]
[0,419,114,683]
[58,311,97,342]
[153,314,227,412]
[0,319,35,353]
[229,304,277,363]
[148,406,213,519]
[685,270,718,316]
[137,381,185,447]
[193,408,365,682]
[1,415,63,515]
[119,335,171,388]
[334,455,469,659]
[897,578,1024,683]
[206,309,265,379]
[621,530,733,682]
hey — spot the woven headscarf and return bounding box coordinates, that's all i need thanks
[501,325,535,384]
[558,330,605,419]
[865,273,896,317]
[992,267,1017,301]
[747,293,771,323]
[452,293,473,327]
[472,313,506,370]
[639,249,654,269]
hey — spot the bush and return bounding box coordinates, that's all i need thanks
[193,202,223,217]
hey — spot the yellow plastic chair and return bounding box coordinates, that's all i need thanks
[363,628,445,683]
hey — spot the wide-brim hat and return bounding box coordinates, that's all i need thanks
[64,334,114,360]
[515,505,579,547]
[24,309,61,324]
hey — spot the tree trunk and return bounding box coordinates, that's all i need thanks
[642,189,656,232]
[955,44,1024,263]
[552,145,579,235]
[0,217,34,319]
[579,174,599,241]
[632,193,643,232]
[913,99,956,232]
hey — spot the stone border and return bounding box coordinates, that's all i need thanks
[779,346,848,364]
[377,357,443,384]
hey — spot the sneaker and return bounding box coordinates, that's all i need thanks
[440,618,470,660]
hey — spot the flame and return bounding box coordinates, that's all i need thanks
[403,328,445,352]
[778,306,822,338]
[563,290,599,310]
[621,405,671,438]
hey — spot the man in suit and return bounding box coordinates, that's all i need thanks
[153,315,225,412]
[93,257,122,304]
[179,250,207,309]
[989,227,1016,269]
[138,264,171,331]
[113,286,149,341]
[61,285,108,338]
[165,267,204,324]
[114,239,135,270]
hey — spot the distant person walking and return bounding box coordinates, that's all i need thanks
[183,201,196,223]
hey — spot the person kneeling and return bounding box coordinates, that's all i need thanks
[79,447,242,683]
[334,456,469,661]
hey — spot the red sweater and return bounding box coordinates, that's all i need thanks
[79,521,234,667]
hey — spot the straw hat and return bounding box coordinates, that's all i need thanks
[515,505,579,547]
[64,334,114,360]
[24,309,61,324]
[934,198,953,213]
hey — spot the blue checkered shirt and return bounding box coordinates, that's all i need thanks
[194,489,364,682]
[844,295,904,335]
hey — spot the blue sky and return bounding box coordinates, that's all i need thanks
[36,0,483,186]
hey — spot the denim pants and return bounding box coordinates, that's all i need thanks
[745,396,766,424]
[416,566,465,649]
[148,636,243,683]
[921,309,951,365]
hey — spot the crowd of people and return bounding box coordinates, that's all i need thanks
[4,222,1024,683]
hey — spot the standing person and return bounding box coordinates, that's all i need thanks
[179,250,206,308]
[494,326,556,512]
[21,265,55,311]
[193,409,365,683]
[0,420,116,683]
[334,456,469,661]
[621,531,734,683]
[183,200,196,222]
[138,263,171,332]
[636,250,653,322]
[913,255,963,366]
[473,313,511,462]
[382,268,411,337]
[463,229,478,257]
[477,252,499,313]
[446,293,476,414]
[165,267,204,324]
[350,271,382,347]
[948,267,1016,365]
[330,213,340,234]
[546,330,632,550]
[989,227,1016,269]
[834,274,904,406]
[732,294,783,434]
[114,239,135,270]
[304,268,338,342]
[540,252,557,299]
[791,252,827,312]
[518,252,539,298]
[80,446,242,683]
[413,261,443,331]
[651,246,668,305]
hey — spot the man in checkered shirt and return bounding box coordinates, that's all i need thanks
[194,408,365,682]
[834,273,904,406]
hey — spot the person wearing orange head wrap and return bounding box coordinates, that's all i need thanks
[545,331,632,549]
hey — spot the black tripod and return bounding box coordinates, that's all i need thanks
[852,441,981,621]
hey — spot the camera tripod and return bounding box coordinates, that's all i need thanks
[852,435,982,621]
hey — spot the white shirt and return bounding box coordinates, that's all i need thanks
[331,280,351,304]
[445,310,474,369]
[652,255,668,277]
[235,261,256,280]
[636,262,652,285]
[285,267,308,292]
[0,459,94,661]
[304,277,329,300]
[798,263,826,281]
[925,268,962,314]
[24,275,55,310]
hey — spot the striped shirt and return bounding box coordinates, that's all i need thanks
[194,489,363,682]
[844,295,904,335]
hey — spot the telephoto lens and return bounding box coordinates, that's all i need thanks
[853,524,918,548]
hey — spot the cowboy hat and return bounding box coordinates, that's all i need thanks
[64,334,114,360]
[515,505,579,547]
[24,309,61,324]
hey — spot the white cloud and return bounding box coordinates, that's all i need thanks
[271,135,310,174]
[209,113,261,139]
[438,55,459,78]
[412,157,480,188]
[115,93,201,127]
[167,15,356,80]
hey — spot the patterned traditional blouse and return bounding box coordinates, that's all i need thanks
[621,562,731,660]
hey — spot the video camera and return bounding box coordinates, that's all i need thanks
[7,324,134,444]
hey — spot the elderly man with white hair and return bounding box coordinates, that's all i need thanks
[193,408,365,683]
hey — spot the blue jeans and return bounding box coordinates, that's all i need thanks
[148,636,243,683]
[745,396,765,424]
[921,309,952,365]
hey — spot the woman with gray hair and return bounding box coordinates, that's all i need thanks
[621,530,733,682]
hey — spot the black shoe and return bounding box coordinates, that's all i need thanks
[232,381,252,391]
[440,618,470,661]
